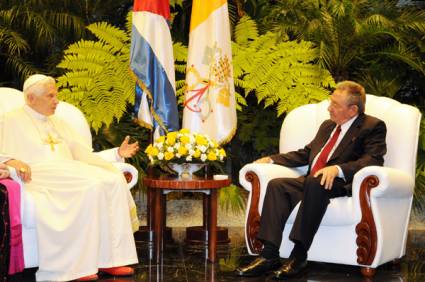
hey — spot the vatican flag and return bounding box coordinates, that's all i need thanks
[182,0,236,144]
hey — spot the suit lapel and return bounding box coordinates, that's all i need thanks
[309,122,336,164]
[328,114,365,162]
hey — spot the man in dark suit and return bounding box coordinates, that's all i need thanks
[236,81,387,279]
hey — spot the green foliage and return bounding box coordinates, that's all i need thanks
[232,15,335,116]
[0,0,86,84]
[56,21,134,132]
[415,118,425,211]
[261,0,425,86]
[218,184,246,215]
[170,0,184,7]
[230,100,282,180]
[173,42,189,104]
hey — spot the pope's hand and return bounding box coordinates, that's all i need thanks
[4,159,32,182]
[254,157,273,164]
[0,163,10,179]
[313,165,339,190]
[118,136,140,158]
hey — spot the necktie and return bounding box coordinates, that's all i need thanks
[310,125,341,175]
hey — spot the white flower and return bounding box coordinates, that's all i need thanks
[185,143,193,150]
[174,142,181,149]
[201,154,207,162]
[158,152,164,160]
[189,149,195,156]
[199,145,207,153]
[176,153,181,158]
[156,143,163,149]
[167,147,174,153]
[186,156,193,162]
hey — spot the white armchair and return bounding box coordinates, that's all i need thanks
[0,87,139,269]
[239,94,421,278]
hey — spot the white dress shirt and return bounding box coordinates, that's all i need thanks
[311,115,358,179]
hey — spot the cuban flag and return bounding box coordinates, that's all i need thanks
[130,0,179,135]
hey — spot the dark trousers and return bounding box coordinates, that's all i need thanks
[257,175,347,251]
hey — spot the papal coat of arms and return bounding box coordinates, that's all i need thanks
[184,43,232,122]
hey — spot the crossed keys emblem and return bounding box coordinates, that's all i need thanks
[184,44,232,123]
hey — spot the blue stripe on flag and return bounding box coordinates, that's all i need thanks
[130,23,179,133]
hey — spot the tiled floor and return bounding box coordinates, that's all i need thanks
[10,228,425,281]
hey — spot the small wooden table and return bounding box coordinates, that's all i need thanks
[143,175,231,263]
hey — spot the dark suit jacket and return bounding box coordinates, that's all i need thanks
[269,113,387,192]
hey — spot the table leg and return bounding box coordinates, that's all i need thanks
[203,194,208,242]
[147,188,152,228]
[153,188,163,264]
[208,189,217,262]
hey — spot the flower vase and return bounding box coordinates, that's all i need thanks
[168,163,205,179]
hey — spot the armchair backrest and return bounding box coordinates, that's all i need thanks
[280,94,422,179]
[0,87,92,147]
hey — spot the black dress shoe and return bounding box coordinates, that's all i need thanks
[235,257,281,277]
[273,258,307,279]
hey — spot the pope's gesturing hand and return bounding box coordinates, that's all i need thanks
[118,136,140,158]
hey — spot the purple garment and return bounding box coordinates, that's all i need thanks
[0,179,24,275]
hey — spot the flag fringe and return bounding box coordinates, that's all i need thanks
[128,68,170,133]
[133,117,153,130]
[218,124,237,145]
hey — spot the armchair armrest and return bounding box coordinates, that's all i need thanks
[111,162,138,190]
[352,166,414,201]
[94,148,138,189]
[94,148,124,163]
[352,166,414,267]
[239,163,306,254]
[239,163,306,192]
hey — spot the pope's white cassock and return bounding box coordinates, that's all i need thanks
[0,105,139,281]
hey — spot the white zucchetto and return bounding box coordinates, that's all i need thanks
[23,74,50,92]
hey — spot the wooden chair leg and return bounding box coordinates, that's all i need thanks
[361,267,376,278]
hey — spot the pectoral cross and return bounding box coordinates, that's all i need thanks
[43,133,61,152]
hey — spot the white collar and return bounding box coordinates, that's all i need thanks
[23,105,48,121]
[339,114,358,133]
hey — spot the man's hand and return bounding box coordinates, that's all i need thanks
[0,163,10,179]
[254,157,273,164]
[313,165,339,190]
[118,136,139,158]
[5,159,32,182]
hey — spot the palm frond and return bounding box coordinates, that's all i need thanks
[87,22,129,52]
[173,42,188,62]
[57,22,133,132]
[232,17,334,115]
[4,57,38,82]
[0,28,29,56]
[233,15,258,46]
[218,185,246,215]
